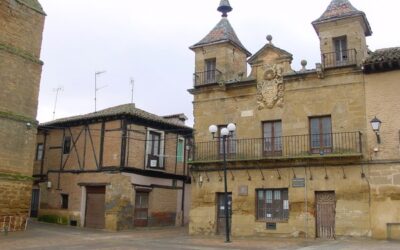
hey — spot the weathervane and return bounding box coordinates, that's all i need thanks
[217,0,232,17]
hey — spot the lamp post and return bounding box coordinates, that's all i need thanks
[209,123,236,243]
[370,116,382,144]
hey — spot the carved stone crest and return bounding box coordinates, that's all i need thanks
[257,64,284,109]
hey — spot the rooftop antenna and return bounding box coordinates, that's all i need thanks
[52,86,63,120]
[130,78,134,104]
[94,70,107,112]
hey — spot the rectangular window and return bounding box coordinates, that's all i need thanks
[205,58,216,83]
[263,121,282,156]
[310,116,332,154]
[218,125,236,156]
[333,36,347,62]
[36,143,44,161]
[61,194,69,209]
[177,138,184,163]
[63,137,71,154]
[257,189,289,221]
[147,131,163,169]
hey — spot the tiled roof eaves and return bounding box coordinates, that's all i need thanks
[190,40,252,57]
[40,109,192,130]
[363,47,400,65]
[312,12,372,36]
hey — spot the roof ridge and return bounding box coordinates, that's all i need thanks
[40,103,191,129]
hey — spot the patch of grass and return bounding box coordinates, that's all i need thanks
[38,215,68,225]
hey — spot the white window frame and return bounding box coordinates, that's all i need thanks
[145,128,165,169]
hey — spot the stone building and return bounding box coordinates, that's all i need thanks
[189,0,400,240]
[0,0,45,231]
[32,104,192,230]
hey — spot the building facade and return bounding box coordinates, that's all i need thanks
[189,0,400,240]
[32,104,192,231]
[0,0,45,231]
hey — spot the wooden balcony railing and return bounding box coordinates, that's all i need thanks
[193,69,222,87]
[322,49,357,68]
[190,132,362,163]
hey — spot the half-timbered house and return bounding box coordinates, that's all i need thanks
[32,103,192,230]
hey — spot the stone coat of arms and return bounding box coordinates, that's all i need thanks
[257,64,284,109]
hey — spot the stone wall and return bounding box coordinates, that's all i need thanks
[364,70,400,161]
[364,70,400,239]
[315,16,368,65]
[38,171,185,230]
[0,0,45,219]
[38,172,134,231]
[190,165,370,237]
[193,43,248,83]
[148,187,178,226]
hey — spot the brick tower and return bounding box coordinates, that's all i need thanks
[0,0,45,229]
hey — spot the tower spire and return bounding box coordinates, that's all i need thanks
[217,0,232,17]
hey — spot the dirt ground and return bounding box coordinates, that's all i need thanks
[0,221,399,250]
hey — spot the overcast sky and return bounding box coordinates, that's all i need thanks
[37,0,400,126]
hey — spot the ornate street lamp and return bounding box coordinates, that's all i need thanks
[370,116,382,144]
[209,123,236,243]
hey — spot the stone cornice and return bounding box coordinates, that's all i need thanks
[0,110,38,126]
[0,172,34,182]
[0,42,44,65]
[15,0,46,15]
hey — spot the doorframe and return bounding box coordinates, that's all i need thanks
[216,192,232,235]
[134,191,150,227]
[81,184,107,228]
[315,190,336,239]
[30,188,41,218]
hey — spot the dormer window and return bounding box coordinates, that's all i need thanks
[333,36,348,63]
[205,58,217,84]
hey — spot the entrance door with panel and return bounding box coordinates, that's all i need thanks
[85,186,106,229]
[216,193,232,235]
[134,192,149,227]
[316,191,336,239]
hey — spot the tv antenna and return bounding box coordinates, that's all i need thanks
[130,78,134,103]
[94,70,107,112]
[52,86,63,120]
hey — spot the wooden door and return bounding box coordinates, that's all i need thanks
[316,191,336,239]
[217,193,232,235]
[30,189,40,218]
[134,192,149,227]
[85,186,106,229]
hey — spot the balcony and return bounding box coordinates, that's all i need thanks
[193,69,222,87]
[190,132,362,163]
[322,49,357,68]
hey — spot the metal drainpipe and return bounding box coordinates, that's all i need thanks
[304,167,308,239]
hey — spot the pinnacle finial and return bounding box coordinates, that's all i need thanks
[217,0,233,17]
[266,35,273,44]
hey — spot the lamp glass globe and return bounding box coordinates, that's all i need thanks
[209,125,218,134]
[227,123,236,132]
[221,128,229,136]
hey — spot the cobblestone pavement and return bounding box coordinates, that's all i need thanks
[0,221,399,250]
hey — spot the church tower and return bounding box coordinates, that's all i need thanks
[0,0,46,225]
[312,0,372,68]
[190,0,251,86]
